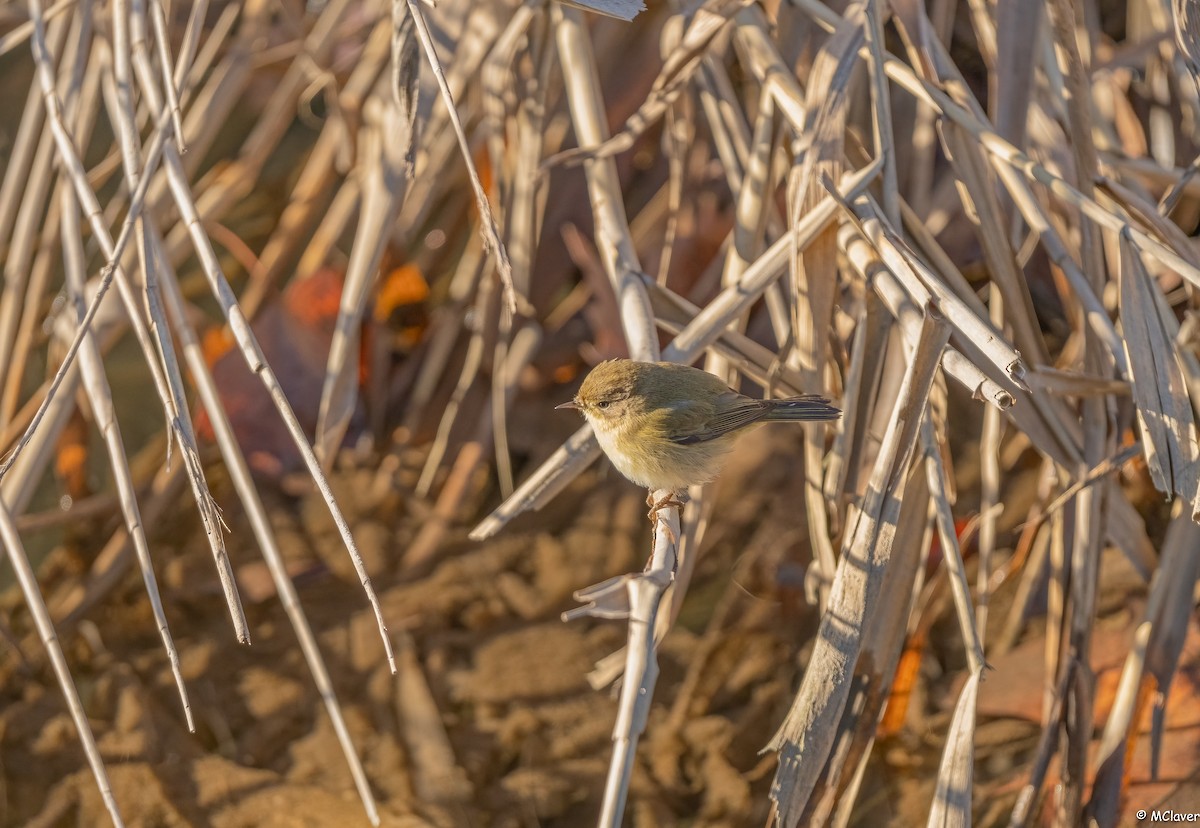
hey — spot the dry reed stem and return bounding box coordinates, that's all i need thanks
[562,503,681,828]
[60,179,195,730]
[38,0,398,696]
[52,459,188,631]
[0,0,69,56]
[15,4,395,815]
[0,499,125,826]
[0,14,69,427]
[315,93,415,466]
[922,422,986,675]
[786,2,860,609]
[15,3,250,652]
[405,0,523,317]
[546,0,747,169]
[242,18,390,314]
[839,223,1013,409]
[119,39,399,668]
[313,2,419,463]
[769,305,951,826]
[553,4,657,361]
[121,0,250,642]
[169,154,400,669]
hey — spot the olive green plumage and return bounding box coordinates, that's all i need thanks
[559,359,841,492]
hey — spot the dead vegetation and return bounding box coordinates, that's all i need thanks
[0,0,1199,825]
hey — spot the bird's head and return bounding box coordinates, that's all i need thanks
[555,359,650,428]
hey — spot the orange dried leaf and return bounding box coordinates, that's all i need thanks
[375,263,430,320]
[881,638,926,738]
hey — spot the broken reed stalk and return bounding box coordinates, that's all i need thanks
[562,505,681,827]
[768,304,951,826]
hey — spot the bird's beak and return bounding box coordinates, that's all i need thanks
[555,400,580,410]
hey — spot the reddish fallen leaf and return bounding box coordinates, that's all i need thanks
[193,268,362,480]
[966,605,1200,824]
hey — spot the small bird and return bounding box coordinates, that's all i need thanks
[557,359,841,512]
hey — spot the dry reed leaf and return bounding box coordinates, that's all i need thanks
[769,306,950,826]
[928,671,981,828]
[803,464,933,824]
[1118,230,1200,517]
[1142,508,1200,779]
[557,0,645,22]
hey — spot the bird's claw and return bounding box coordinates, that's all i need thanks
[645,491,687,521]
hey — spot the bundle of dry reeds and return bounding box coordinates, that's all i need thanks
[1,0,1199,824]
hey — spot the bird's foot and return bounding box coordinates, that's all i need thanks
[645,490,688,522]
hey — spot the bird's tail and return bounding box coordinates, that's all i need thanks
[760,395,842,421]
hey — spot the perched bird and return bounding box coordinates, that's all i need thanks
[557,359,841,510]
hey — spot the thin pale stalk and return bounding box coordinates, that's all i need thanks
[112,13,248,639]
[977,285,1004,634]
[158,133,396,670]
[314,93,414,466]
[0,0,71,56]
[4,5,181,492]
[0,500,125,827]
[147,0,185,153]
[922,422,986,674]
[0,14,77,424]
[865,0,898,223]
[553,3,655,360]
[60,179,194,730]
[170,0,208,91]
[404,0,522,315]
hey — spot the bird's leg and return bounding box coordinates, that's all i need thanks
[646,489,688,521]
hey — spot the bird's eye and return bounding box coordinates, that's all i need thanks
[597,400,611,409]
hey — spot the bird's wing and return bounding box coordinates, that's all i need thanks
[667,394,770,445]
